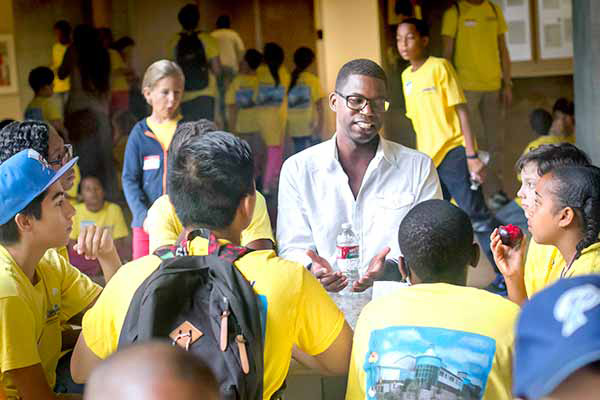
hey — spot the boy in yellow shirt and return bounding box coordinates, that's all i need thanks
[523,107,574,154]
[51,20,71,110]
[0,149,119,399]
[70,129,353,399]
[346,200,518,400]
[24,67,67,140]
[397,18,500,280]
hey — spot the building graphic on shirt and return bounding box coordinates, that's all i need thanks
[363,326,496,400]
[256,84,285,106]
[235,87,255,109]
[288,85,311,109]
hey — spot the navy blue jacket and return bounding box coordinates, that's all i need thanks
[122,118,170,227]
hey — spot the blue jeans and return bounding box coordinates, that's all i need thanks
[292,136,315,154]
[437,147,501,270]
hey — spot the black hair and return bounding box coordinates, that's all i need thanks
[78,174,104,195]
[112,36,135,53]
[0,119,14,130]
[263,43,284,87]
[168,119,218,165]
[28,66,55,93]
[97,27,114,48]
[178,4,200,31]
[53,20,72,38]
[73,24,110,94]
[335,58,388,91]
[398,199,473,285]
[398,17,430,38]
[168,131,254,230]
[289,47,315,93]
[516,143,591,175]
[0,191,46,245]
[529,108,553,136]
[395,0,414,17]
[0,120,51,162]
[216,15,231,29]
[553,97,574,116]
[547,166,600,262]
[244,49,263,70]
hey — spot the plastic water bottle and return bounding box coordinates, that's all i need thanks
[336,223,360,295]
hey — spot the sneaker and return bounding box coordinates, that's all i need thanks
[488,191,511,212]
[485,273,508,297]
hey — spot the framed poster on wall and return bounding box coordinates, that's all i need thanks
[491,0,533,61]
[536,0,572,59]
[0,34,18,94]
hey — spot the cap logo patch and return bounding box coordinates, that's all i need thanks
[554,284,600,337]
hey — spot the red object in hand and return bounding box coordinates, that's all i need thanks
[499,224,524,248]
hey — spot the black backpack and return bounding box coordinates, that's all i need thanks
[176,31,210,91]
[118,231,264,400]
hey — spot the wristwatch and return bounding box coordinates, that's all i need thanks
[466,152,479,159]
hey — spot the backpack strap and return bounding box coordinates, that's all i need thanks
[183,229,253,263]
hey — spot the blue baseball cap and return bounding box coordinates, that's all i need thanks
[514,275,600,399]
[0,149,78,224]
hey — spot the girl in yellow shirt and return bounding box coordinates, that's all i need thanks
[255,43,290,193]
[492,165,600,305]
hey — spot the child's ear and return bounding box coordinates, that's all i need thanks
[328,92,337,112]
[422,36,430,48]
[143,87,152,106]
[14,213,35,235]
[558,206,576,229]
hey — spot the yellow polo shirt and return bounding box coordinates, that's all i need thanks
[522,134,576,155]
[146,191,274,253]
[24,96,62,123]
[524,241,600,299]
[346,283,518,400]
[226,73,259,134]
[70,202,129,241]
[256,65,290,146]
[402,57,466,167]
[51,42,70,94]
[441,0,507,91]
[0,247,101,399]
[81,236,344,400]
[287,71,324,138]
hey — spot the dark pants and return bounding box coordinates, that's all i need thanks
[437,146,501,270]
[292,136,315,154]
[181,95,215,122]
[54,351,84,394]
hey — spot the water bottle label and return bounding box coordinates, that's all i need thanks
[337,245,359,259]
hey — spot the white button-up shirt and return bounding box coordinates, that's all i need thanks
[277,135,442,271]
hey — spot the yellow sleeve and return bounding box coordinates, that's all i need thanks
[108,203,129,240]
[57,255,102,323]
[240,191,274,245]
[225,78,239,105]
[294,268,345,355]
[147,195,183,253]
[401,68,414,120]
[0,296,41,372]
[81,286,119,359]
[440,60,466,107]
[495,4,508,35]
[110,49,125,71]
[43,98,62,122]
[309,74,324,103]
[441,5,459,38]
[201,34,220,60]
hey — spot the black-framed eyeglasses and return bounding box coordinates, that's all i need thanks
[48,144,73,167]
[335,91,390,113]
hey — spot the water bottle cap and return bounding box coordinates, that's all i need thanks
[342,222,352,230]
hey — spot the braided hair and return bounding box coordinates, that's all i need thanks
[549,166,600,264]
[0,120,50,163]
[289,47,314,93]
[263,43,284,87]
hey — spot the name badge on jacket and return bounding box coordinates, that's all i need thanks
[143,155,160,170]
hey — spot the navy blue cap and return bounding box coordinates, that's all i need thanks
[0,149,78,224]
[514,275,600,399]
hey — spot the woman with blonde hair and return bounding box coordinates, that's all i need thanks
[122,59,184,259]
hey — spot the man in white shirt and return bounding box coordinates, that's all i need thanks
[277,58,442,292]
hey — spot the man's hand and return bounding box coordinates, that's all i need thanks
[306,250,348,292]
[352,247,391,292]
[467,157,487,184]
[74,225,115,261]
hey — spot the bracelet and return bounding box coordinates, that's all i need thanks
[466,152,479,159]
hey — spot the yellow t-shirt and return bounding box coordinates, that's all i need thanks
[441,1,508,91]
[524,241,600,299]
[70,202,129,241]
[81,236,344,400]
[256,65,291,146]
[402,57,466,167]
[51,42,70,93]
[24,96,62,123]
[146,116,180,151]
[146,191,274,253]
[169,32,220,100]
[346,283,518,400]
[109,49,129,92]
[287,71,324,138]
[0,246,101,399]
[225,73,259,134]
[522,134,576,155]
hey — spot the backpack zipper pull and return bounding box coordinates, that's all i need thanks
[236,334,250,374]
[220,297,230,352]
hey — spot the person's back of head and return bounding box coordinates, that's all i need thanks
[97,27,114,49]
[0,119,14,131]
[263,42,284,86]
[516,143,591,175]
[167,119,218,165]
[397,199,477,285]
[216,15,231,29]
[289,47,315,92]
[529,108,553,136]
[178,4,200,31]
[84,341,219,400]
[112,36,135,53]
[28,66,55,95]
[0,120,51,162]
[395,0,415,18]
[335,58,388,91]
[243,49,263,72]
[553,97,575,117]
[53,20,71,44]
[168,130,254,231]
